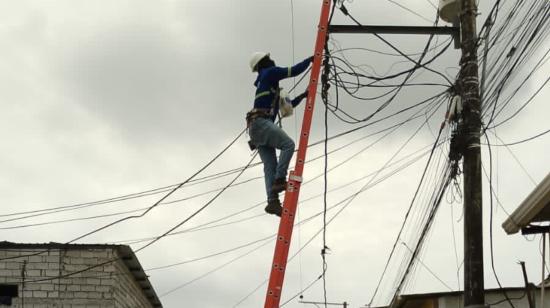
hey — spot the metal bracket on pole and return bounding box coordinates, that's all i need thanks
[329,24,461,49]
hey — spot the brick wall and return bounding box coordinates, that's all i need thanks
[0,246,154,308]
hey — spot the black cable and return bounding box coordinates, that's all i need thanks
[114,139,442,247]
[487,128,550,147]
[368,122,446,306]
[133,152,258,254]
[158,230,272,298]
[2,129,251,275]
[23,151,257,283]
[339,5,453,86]
[70,129,248,244]
[280,273,324,307]
[488,75,550,129]
[2,90,445,223]
[3,101,440,231]
[324,8,451,126]
[233,128,449,307]
[321,42,330,308]
[482,1,550,129]
[384,0,433,23]
[0,176,264,229]
[484,130,518,308]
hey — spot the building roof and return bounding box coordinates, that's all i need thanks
[371,287,533,308]
[0,241,162,308]
[502,171,550,234]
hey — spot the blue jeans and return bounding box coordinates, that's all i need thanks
[249,118,295,201]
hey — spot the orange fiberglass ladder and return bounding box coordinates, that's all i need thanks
[264,1,332,307]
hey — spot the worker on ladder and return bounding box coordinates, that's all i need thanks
[246,52,313,217]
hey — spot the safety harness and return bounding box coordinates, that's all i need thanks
[246,87,280,127]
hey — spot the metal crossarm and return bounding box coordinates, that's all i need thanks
[264,1,332,307]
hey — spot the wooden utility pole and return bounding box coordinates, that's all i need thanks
[459,0,485,307]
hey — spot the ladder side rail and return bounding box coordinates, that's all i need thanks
[264,1,332,307]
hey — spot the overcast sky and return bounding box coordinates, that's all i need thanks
[1,1,549,307]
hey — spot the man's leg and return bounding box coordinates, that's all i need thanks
[258,145,282,216]
[257,146,278,201]
[263,123,295,193]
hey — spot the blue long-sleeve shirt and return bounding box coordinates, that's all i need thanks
[253,57,312,121]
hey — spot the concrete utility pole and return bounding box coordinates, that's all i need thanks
[459,0,485,307]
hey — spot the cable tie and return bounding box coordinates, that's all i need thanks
[339,4,349,16]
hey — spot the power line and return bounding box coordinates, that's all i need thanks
[2,90,444,224]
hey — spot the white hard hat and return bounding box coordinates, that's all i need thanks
[249,52,270,72]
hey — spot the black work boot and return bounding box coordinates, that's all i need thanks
[264,199,282,217]
[271,178,287,194]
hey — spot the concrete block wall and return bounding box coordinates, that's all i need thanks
[0,247,153,308]
[112,257,151,308]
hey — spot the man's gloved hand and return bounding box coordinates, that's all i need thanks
[296,89,309,101]
[307,55,314,63]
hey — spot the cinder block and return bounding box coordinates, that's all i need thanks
[65,250,81,257]
[25,284,42,291]
[81,251,98,258]
[6,250,21,256]
[60,291,75,298]
[6,262,21,270]
[29,255,44,263]
[28,263,49,270]
[82,285,95,292]
[26,269,42,277]
[40,284,55,291]
[34,290,50,297]
[101,292,113,299]
[87,278,101,285]
[48,250,61,257]
[46,256,59,263]
[55,284,67,291]
[64,264,86,272]
[45,270,60,277]
[67,285,81,292]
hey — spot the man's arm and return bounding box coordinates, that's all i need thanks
[268,56,313,82]
[290,89,309,107]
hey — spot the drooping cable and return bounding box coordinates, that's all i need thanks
[368,121,446,306]
[484,130,518,308]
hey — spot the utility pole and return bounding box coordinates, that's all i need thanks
[459,0,485,307]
